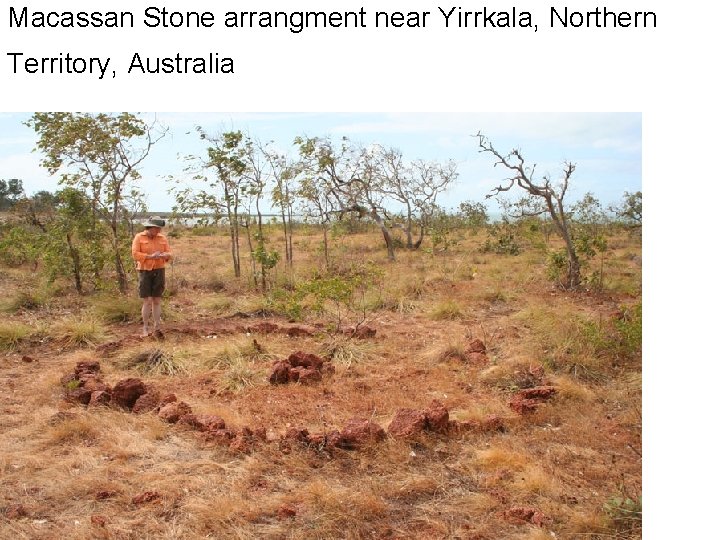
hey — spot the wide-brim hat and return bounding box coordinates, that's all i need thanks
[142,216,166,228]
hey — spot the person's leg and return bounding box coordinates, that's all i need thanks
[142,298,153,336]
[151,297,162,331]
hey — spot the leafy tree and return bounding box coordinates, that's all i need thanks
[172,128,252,279]
[612,191,642,228]
[0,179,24,210]
[26,113,164,293]
[43,188,101,293]
[265,148,300,268]
[476,133,582,289]
[459,200,489,229]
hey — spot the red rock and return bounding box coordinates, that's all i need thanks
[466,339,487,354]
[205,428,236,445]
[509,397,542,415]
[132,393,160,414]
[88,390,111,407]
[228,437,253,454]
[159,393,177,406]
[158,401,192,423]
[517,386,557,401]
[177,413,226,432]
[90,514,107,527]
[269,361,292,384]
[283,427,310,444]
[95,490,117,500]
[277,505,297,519]
[293,367,322,384]
[75,361,101,376]
[111,378,147,410]
[79,375,110,393]
[337,418,386,449]
[503,506,551,527]
[288,351,324,369]
[132,491,161,505]
[388,409,427,438]
[286,325,315,337]
[66,387,93,405]
[21,355,33,363]
[5,504,28,519]
[424,400,450,432]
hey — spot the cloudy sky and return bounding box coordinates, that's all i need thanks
[0,112,641,214]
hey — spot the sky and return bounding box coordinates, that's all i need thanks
[0,112,641,215]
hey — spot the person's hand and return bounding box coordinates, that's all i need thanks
[149,251,161,259]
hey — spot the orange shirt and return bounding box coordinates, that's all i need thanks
[132,231,172,271]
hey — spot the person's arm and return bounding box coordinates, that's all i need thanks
[132,234,149,262]
[162,237,172,261]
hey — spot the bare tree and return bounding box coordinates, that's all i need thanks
[476,133,581,288]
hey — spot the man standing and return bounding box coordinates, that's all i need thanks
[132,216,172,337]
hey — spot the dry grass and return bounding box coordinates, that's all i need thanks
[0,320,34,349]
[49,316,108,347]
[0,226,642,539]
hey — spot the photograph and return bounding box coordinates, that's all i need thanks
[0,112,641,539]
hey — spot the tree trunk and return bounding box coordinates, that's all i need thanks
[244,222,257,286]
[369,210,395,261]
[322,224,330,269]
[405,203,413,248]
[413,224,425,249]
[66,233,83,294]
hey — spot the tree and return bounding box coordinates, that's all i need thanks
[43,188,100,293]
[265,148,300,269]
[171,128,251,279]
[612,191,642,228]
[476,133,582,288]
[0,178,24,210]
[26,113,164,293]
[374,148,457,249]
[295,136,397,261]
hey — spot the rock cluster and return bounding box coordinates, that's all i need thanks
[269,351,334,385]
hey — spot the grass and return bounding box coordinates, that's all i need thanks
[0,226,642,539]
[320,336,372,368]
[121,347,187,376]
[93,294,143,323]
[0,321,34,350]
[49,316,107,347]
[1,289,49,312]
[428,299,464,320]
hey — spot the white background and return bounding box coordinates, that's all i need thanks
[3,0,719,536]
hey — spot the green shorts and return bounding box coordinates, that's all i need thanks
[138,268,166,298]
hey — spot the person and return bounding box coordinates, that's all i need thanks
[132,216,172,337]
